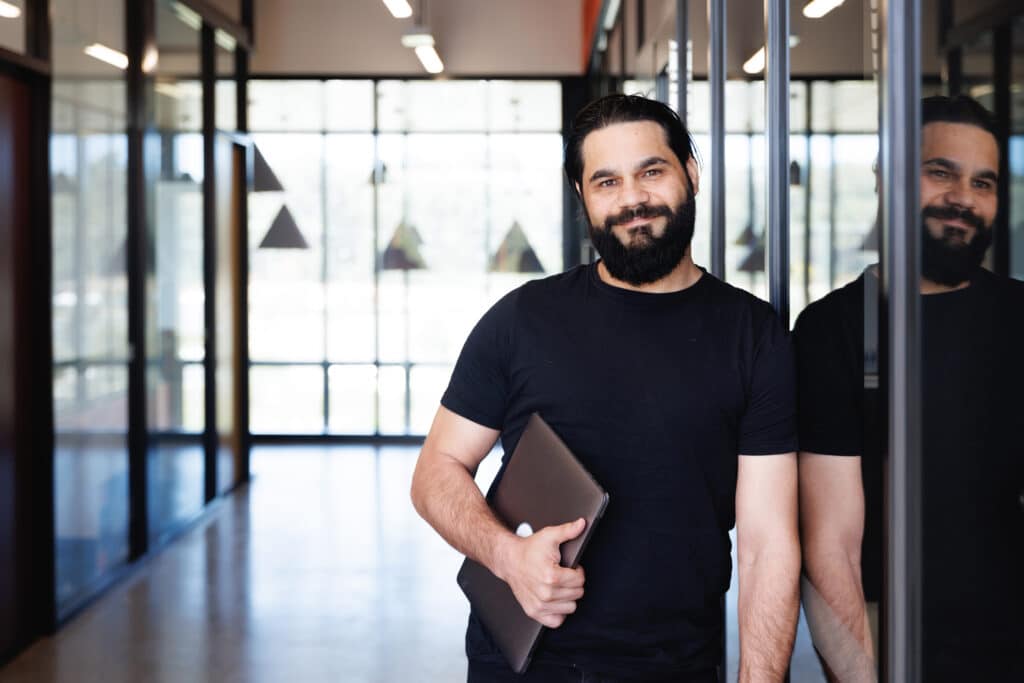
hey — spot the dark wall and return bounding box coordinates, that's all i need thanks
[0,70,31,662]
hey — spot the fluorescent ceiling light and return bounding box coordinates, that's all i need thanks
[401,28,434,49]
[803,0,845,19]
[742,36,800,74]
[84,43,129,70]
[171,1,202,31]
[381,0,413,19]
[0,1,21,19]
[414,44,444,74]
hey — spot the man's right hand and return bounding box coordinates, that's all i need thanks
[495,517,587,629]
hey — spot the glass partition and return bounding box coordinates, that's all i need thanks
[50,0,130,612]
[146,0,205,544]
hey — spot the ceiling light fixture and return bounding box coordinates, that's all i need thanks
[381,0,413,19]
[402,28,444,74]
[84,43,129,70]
[802,0,846,19]
[742,36,800,74]
[0,1,21,19]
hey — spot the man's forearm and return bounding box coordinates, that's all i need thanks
[802,544,873,681]
[411,452,517,579]
[738,535,801,683]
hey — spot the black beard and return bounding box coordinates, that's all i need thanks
[587,196,696,286]
[920,204,992,286]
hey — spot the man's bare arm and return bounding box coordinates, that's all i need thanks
[410,406,585,628]
[736,453,801,683]
[799,453,874,681]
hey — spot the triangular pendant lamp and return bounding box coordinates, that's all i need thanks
[381,221,427,270]
[733,223,757,247]
[259,206,309,249]
[254,145,284,192]
[490,221,544,273]
[738,241,765,273]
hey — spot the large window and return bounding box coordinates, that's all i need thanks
[248,80,564,436]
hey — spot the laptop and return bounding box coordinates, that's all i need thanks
[456,412,610,674]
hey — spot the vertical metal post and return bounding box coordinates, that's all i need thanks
[880,0,922,681]
[126,0,154,561]
[708,0,726,279]
[237,0,252,480]
[765,0,790,324]
[676,0,688,122]
[201,23,218,502]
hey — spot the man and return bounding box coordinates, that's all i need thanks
[795,95,1024,681]
[411,94,801,682]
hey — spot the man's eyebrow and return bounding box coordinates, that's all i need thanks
[923,157,959,171]
[588,168,616,183]
[635,156,670,172]
[973,169,999,183]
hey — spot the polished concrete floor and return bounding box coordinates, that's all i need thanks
[0,446,824,683]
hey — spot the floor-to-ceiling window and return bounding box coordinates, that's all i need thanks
[247,79,564,436]
[146,0,206,546]
[51,0,131,612]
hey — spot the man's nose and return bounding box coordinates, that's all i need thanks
[617,178,650,208]
[944,177,976,210]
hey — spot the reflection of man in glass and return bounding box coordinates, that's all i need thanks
[411,94,801,682]
[795,95,1024,681]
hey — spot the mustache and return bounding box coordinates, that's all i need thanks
[922,205,986,232]
[602,204,674,231]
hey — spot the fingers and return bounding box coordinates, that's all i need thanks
[544,517,586,544]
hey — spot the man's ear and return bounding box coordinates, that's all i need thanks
[574,181,582,197]
[685,156,700,196]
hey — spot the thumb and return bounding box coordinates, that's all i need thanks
[545,517,586,543]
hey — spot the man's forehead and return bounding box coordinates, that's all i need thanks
[921,121,999,164]
[581,120,679,169]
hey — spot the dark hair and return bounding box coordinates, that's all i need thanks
[563,94,697,197]
[921,95,998,141]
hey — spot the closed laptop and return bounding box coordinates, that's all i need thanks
[457,412,609,674]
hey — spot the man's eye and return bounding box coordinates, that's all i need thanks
[929,169,950,179]
[599,179,617,188]
[972,180,993,191]
[643,168,662,177]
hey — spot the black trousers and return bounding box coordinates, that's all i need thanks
[467,658,719,683]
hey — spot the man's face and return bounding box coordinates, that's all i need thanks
[576,120,699,285]
[919,121,999,285]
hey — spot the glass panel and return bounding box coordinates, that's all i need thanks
[215,29,237,132]
[486,81,562,131]
[250,365,324,434]
[790,8,883,683]
[377,365,407,435]
[325,134,376,363]
[149,0,204,435]
[327,364,377,434]
[409,365,451,435]
[0,0,24,53]
[324,80,375,131]
[377,80,488,132]
[917,11,1024,678]
[248,80,325,131]
[1010,16,1024,280]
[249,133,325,361]
[51,0,130,612]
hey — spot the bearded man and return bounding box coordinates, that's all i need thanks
[795,95,1024,681]
[411,94,801,682]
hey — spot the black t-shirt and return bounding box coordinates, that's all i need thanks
[793,267,1024,678]
[442,263,797,678]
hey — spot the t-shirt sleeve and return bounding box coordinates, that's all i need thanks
[792,300,862,455]
[439,291,517,430]
[738,307,799,455]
